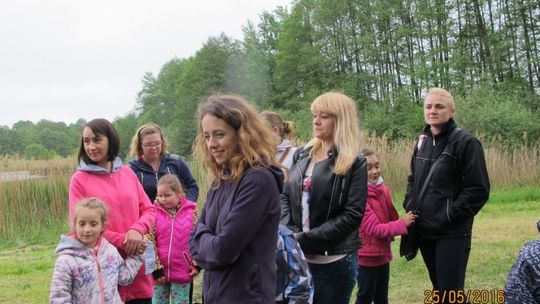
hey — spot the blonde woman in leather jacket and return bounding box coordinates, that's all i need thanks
[281,92,367,304]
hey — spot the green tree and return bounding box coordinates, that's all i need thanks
[114,112,141,160]
[24,143,56,160]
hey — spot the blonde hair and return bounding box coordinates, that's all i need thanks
[306,92,361,175]
[426,87,456,112]
[260,110,296,140]
[72,198,108,229]
[194,95,279,184]
[157,174,186,198]
[129,123,169,157]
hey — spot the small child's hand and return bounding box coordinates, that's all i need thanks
[154,277,167,285]
[402,211,418,227]
[189,265,200,277]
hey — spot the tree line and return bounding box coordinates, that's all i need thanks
[1,0,539,159]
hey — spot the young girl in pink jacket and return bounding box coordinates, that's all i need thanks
[151,174,199,304]
[356,149,417,304]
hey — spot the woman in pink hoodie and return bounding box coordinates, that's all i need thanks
[356,149,417,304]
[69,118,155,303]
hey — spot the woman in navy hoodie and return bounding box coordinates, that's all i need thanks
[128,123,199,203]
[189,95,284,303]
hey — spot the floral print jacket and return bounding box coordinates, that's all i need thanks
[49,235,143,304]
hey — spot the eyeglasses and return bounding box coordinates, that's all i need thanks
[142,141,162,149]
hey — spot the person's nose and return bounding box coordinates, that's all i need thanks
[207,136,217,149]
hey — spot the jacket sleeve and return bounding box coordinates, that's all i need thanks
[504,241,540,304]
[361,202,408,239]
[283,234,314,304]
[117,250,144,286]
[280,181,295,231]
[189,200,207,266]
[174,157,200,203]
[403,142,419,211]
[299,157,367,250]
[68,173,126,248]
[448,136,490,223]
[129,175,156,236]
[49,255,74,303]
[190,169,278,269]
[281,147,305,232]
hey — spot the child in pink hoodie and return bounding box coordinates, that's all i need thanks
[356,149,417,304]
[150,174,199,304]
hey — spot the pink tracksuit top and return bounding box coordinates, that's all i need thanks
[154,198,197,284]
[358,183,408,267]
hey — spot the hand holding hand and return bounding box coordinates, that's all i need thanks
[124,230,145,256]
[402,211,418,227]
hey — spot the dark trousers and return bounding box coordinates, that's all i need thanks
[355,263,389,304]
[309,253,358,304]
[419,237,471,303]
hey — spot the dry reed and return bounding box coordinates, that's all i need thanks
[0,134,538,244]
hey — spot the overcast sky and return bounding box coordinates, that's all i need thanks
[0,0,291,128]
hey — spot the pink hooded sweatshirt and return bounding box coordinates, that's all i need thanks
[358,182,408,267]
[69,158,155,301]
[154,198,197,284]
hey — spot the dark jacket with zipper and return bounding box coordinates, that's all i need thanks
[190,165,284,304]
[281,146,367,255]
[128,153,199,203]
[403,119,490,239]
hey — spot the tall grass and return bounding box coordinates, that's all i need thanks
[361,132,540,196]
[1,134,539,246]
[0,157,75,246]
[1,187,538,303]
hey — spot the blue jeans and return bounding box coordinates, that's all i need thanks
[309,253,358,304]
[355,263,390,304]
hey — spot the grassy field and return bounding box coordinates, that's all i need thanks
[0,140,538,303]
[0,187,537,304]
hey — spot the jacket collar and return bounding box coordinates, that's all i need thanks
[423,118,457,139]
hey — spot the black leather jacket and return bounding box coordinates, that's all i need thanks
[281,146,367,255]
[404,119,490,239]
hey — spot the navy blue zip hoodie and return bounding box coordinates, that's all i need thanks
[189,165,284,304]
[128,153,199,203]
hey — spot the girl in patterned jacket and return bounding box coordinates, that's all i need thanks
[50,198,144,303]
[355,149,417,304]
[151,174,199,304]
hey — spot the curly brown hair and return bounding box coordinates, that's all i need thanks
[193,95,279,186]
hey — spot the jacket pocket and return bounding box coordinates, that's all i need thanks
[445,198,452,224]
[244,263,261,297]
